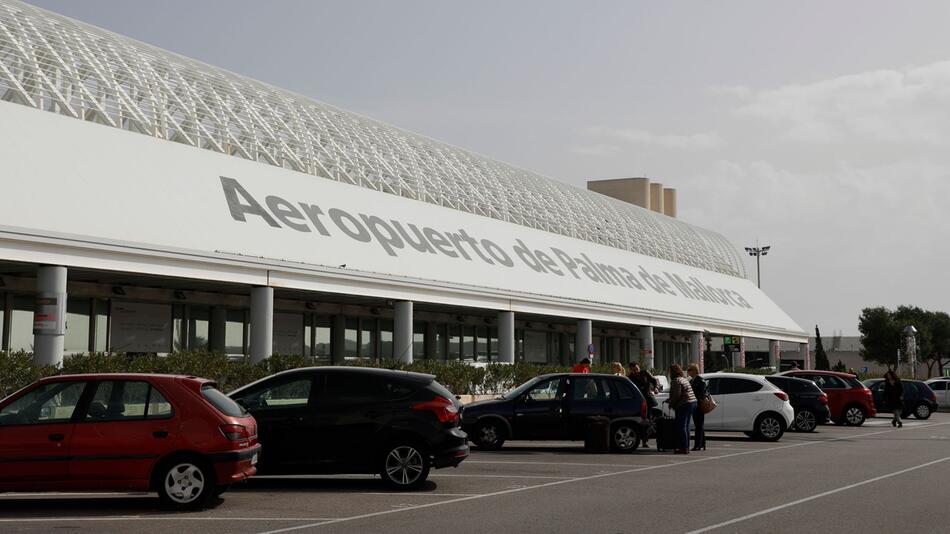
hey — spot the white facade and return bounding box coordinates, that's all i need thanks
[0,0,807,366]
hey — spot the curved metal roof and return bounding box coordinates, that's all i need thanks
[0,0,747,278]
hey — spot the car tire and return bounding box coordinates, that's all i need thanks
[156,457,215,510]
[753,413,785,442]
[914,403,932,420]
[380,442,430,491]
[214,485,230,497]
[842,405,867,426]
[793,409,818,433]
[473,419,507,450]
[610,422,640,453]
[743,431,757,438]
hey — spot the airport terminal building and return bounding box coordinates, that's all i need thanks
[0,0,808,371]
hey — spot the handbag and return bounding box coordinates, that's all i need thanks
[700,394,717,414]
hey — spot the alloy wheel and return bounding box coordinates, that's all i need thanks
[845,406,865,425]
[759,417,782,439]
[794,410,817,432]
[384,446,425,487]
[613,425,637,451]
[916,403,932,419]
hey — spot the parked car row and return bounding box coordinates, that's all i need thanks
[0,367,470,509]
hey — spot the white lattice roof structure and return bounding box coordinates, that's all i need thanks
[0,0,747,278]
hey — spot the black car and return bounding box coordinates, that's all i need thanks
[863,379,938,420]
[228,367,469,490]
[461,373,646,452]
[764,375,830,432]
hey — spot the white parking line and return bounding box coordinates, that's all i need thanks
[465,460,649,468]
[255,420,950,534]
[428,474,573,479]
[684,455,950,533]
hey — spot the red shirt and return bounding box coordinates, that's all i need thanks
[572,363,590,373]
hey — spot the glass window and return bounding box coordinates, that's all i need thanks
[524,331,548,363]
[361,318,377,359]
[524,377,565,402]
[488,327,498,361]
[0,297,4,349]
[85,380,151,421]
[811,375,846,389]
[65,298,90,354]
[0,381,86,425]
[718,378,763,395]
[314,315,332,363]
[413,322,425,360]
[476,327,488,362]
[225,310,245,355]
[9,295,34,352]
[378,320,393,360]
[189,306,210,351]
[460,326,475,362]
[930,381,947,391]
[615,378,639,400]
[147,387,173,419]
[433,323,446,360]
[239,377,312,410]
[572,377,607,401]
[448,325,461,360]
[322,373,384,404]
[344,318,358,360]
[201,385,246,417]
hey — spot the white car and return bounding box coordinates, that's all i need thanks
[925,378,950,409]
[656,373,794,442]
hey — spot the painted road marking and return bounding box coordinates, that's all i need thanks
[684,455,950,533]
[255,420,950,534]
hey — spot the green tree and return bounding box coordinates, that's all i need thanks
[858,307,900,368]
[814,325,830,371]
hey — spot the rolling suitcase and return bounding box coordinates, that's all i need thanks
[584,416,611,453]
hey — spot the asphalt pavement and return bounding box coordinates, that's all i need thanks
[2,413,950,533]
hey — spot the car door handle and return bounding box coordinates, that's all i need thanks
[153,431,169,439]
[48,433,65,442]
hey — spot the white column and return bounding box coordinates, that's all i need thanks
[394,301,413,364]
[769,339,781,371]
[639,326,654,369]
[576,319,592,362]
[249,286,273,364]
[497,311,515,364]
[33,265,67,367]
[800,342,810,370]
[739,337,747,368]
[690,332,704,373]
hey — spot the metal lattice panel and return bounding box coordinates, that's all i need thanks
[0,0,747,278]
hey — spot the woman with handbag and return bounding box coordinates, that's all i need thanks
[667,363,697,454]
[687,363,706,451]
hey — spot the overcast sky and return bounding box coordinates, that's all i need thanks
[26,0,950,336]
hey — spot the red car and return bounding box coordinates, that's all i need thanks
[778,370,875,426]
[0,374,260,509]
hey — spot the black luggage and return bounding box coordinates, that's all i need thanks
[584,416,611,453]
[654,413,677,452]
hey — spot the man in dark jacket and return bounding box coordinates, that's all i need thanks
[628,362,658,447]
[883,370,904,428]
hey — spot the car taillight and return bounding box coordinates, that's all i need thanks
[412,395,460,424]
[818,394,829,404]
[641,400,648,420]
[932,393,938,402]
[774,392,788,401]
[220,424,250,442]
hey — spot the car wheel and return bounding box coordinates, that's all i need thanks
[754,413,785,442]
[915,403,932,420]
[794,409,818,433]
[473,420,507,450]
[156,458,215,510]
[843,405,866,426]
[611,422,640,453]
[380,443,430,490]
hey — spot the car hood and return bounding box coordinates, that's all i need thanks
[462,398,510,413]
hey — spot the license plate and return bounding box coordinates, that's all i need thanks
[250,452,258,465]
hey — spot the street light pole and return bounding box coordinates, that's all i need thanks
[744,243,771,289]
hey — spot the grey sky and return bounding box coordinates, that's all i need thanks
[26,0,950,336]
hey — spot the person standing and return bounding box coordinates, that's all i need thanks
[611,362,625,376]
[667,363,697,454]
[687,363,706,451]
[628,362,659,447]
[572,358,591,374]
[883,370,904,428]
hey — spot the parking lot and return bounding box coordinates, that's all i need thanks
[3,413,950,534]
